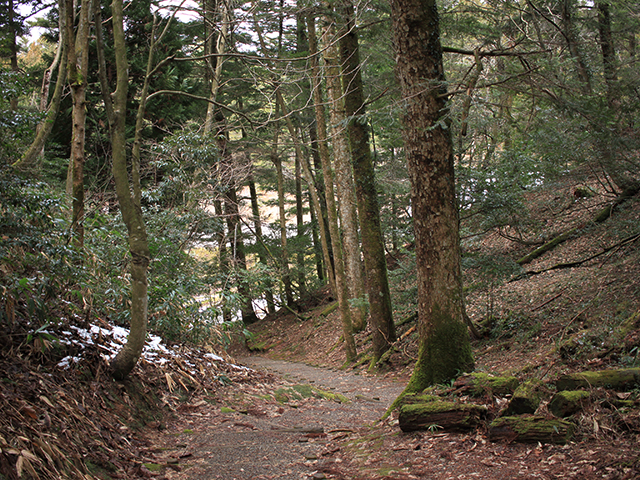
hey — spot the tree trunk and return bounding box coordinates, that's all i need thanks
[66,0,92,248]
[308,14,356,362]
[338,0,397,352]
[249,174,276,315]
[307,123,326,282]
[561,0,592,94]
[321,11,366,333]
[272,121,295,308]
[390,0,473,393]
[225,182,259,325]
[15,0,68,170]
[596,1,637,191]
[107,0,151,380]
[295,149,307,296]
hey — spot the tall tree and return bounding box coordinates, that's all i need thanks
[320,7,366,332]
[97,0,151,380]
[390,0,473,392]
[308,13,357,362]
[338,0,397,356]
[65,0,92,247]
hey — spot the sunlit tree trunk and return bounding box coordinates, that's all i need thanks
[390,0,473,393]
[321,9,367,333]
[308,14,357,362]
[338,1,397,351]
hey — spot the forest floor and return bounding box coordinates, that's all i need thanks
[2,172,640,479]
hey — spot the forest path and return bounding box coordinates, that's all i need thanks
[153,355,405,480]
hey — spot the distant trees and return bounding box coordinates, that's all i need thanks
[5,0,639,374]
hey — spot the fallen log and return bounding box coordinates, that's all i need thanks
[503,379,544,416]
[556,368,640,391]
[516,184,640,266]
[452,372,519,397]
[549,390,590,418]
[489,415,574,444]
[399,401,487,433]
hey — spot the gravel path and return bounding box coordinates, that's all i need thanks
[157,356,405,480]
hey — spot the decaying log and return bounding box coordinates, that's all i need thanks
[503,379,544,416]
[556,368,640,391]
[516,184,640,266]
[399,393,440,406]
[399,401,487,433]
[453,373,520,397]
[549,390,590,417]
[489,415,574,444]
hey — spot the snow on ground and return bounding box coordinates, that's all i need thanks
[52,321,247,372]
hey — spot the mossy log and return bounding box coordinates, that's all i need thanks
[453,373,520,397]
[399,393,440,406]
[503,379,543,416]
[398,401,488,433]
[549,390,590,417]
[556,368,640,391]
[320,301,339,317]
[489,415,574,445]
[517,183,640,266]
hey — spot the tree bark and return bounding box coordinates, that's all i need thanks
[15,0,68,170]
[561,0,592,94]
[106,0,151,380]
[66,0,92,247]
[307,13,356,362]
[321,10,366,333]
[390,0,473,393]
[338,0,397,353]
[271,119,295,308]
[248,173,276,315]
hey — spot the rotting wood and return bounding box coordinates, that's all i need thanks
[503,379,544,416]
[452,373,520,397]
[516,184,640,266]
[489,415,574,444]
[556,368,640,392]
[398,401,487,433]
[549,390,590,418]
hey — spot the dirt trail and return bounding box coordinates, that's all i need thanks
[153,356,405,480]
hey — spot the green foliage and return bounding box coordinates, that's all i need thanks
[0,70,42,165]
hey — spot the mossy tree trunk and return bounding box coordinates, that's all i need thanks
[15,0,67,170]
[321,8,367,334]
[390,0,473,393]
[103,0,151,380]
[65,0,92,248]
[306,14,357,362]
[339,0,396,356]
